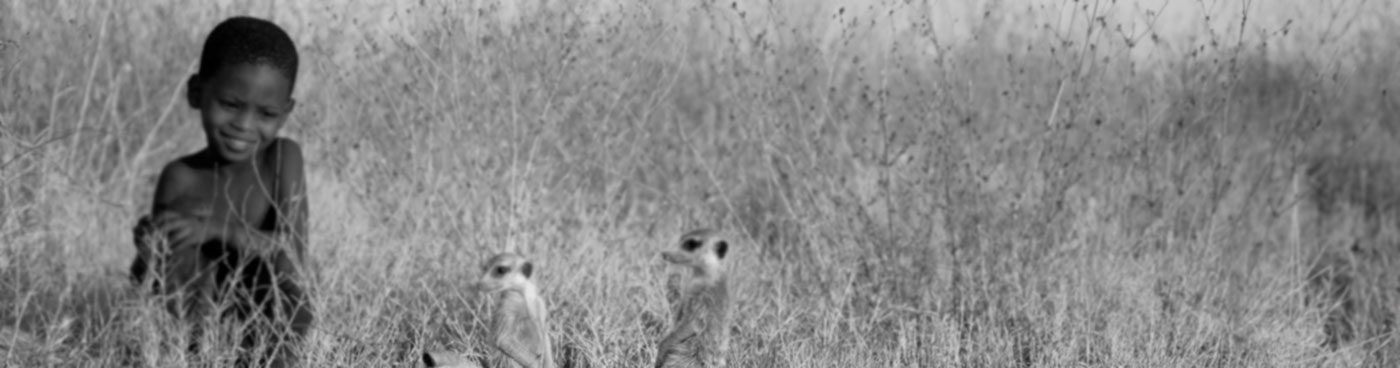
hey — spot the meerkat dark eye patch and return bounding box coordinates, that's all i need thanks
[495,266,509,277]
[682,239,701,252]
[715,241,728,259]
[521,262,533,278]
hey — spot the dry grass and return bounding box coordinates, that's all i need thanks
[3,0,1400,367]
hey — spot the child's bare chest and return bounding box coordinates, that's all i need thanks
[176,166,279,230]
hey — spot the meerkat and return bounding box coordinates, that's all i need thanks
[483,253,554,368]
[423,253,552,368]
[655,229,732,368]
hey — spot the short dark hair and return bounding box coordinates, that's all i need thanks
[198,16,298,88]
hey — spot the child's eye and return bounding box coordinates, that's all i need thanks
[494,266,508,276]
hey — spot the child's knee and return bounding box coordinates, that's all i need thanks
[273,282,314,335]
[290,310,313,337]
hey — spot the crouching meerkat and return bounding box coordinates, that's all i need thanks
[655,229,731,368]
[424,253,552,368]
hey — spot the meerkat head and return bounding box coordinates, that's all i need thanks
[476,253,536,294]
[662,228,728,278]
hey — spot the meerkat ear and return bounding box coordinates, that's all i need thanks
[521,262,534,278]
[715,241,728,259]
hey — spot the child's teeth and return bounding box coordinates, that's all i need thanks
[229,140,249,151]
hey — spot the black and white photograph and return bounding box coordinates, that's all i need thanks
[2,0,1398,366]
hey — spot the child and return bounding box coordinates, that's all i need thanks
[131,16,312,368]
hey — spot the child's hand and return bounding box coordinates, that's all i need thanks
[132,215,159,256]
[152,212,217,251]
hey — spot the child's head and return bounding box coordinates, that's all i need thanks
[186,16,299,163]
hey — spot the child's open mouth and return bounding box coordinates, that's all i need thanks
[227,139,252,152]
[221,132,257,153]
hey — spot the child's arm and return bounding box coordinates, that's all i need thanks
[156,204,293,262]
[137,160,202,284]
[271,139,309,264]
[147,160,201,248]
[152,140,308,268]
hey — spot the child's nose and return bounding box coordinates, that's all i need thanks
[232,110,257,131]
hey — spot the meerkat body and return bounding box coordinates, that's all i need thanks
[655,229,731,368]
[424,253,551,368]
[488,253,555,368]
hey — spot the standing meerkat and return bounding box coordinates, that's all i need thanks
[480,253,553,368]
[425,253,553,368]
[422,254,548,368]
[655,229,731,368]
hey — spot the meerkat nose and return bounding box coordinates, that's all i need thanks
[661,251,691,265]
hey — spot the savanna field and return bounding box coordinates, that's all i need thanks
[3,0,1400,366]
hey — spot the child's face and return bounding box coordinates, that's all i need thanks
[191,62,294,163]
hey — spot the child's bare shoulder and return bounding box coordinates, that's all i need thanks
[150,153,215,212]
[262,137,305,169]
[156,153,209,189]
[259,138,307,203]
